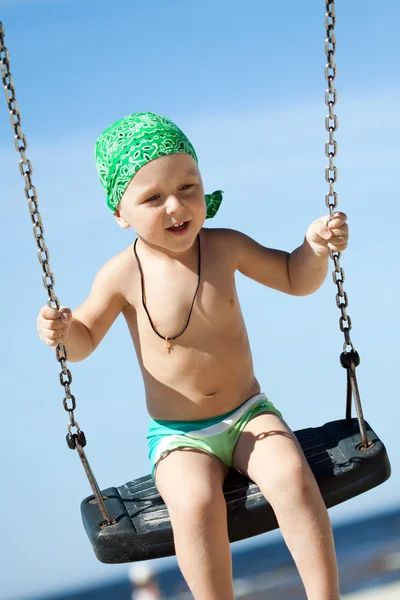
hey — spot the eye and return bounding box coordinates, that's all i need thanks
[145,194,160,202]
[180,184,193,191]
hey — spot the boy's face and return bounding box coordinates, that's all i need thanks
[115,153,207,253]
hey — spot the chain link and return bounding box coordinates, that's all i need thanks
[0,23,80,432]
[324,2,355,353]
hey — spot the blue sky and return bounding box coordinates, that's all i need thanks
[1,1,399,599]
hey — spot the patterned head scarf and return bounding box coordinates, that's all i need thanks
[94,112,223,218]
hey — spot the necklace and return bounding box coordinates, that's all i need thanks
[133,235,201,353]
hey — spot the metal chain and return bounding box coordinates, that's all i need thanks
[0,23,79,428]
[0,7,371,512]
[0,22,113,522]
[324,3,369,447]
[324,1,355,355]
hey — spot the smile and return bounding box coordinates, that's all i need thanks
[167,221,189,233]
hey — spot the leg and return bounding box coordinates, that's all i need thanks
[232,413,340,600]
[155,449,234,600]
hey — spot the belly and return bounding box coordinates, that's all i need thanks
[127,312,260,420]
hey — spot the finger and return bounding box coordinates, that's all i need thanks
[41,326,65,340]
[41,330,63,346]
[39,319,67,332]
[327,212,347,229]
[331,232,349,243]
[40,306,62,320]
[315,218,333,240]
[329,223,349,237]
[43,337,57,348]
[39,306,71,324]
[59,308,72,323]
[43,335,64,348]
[328,240,348,252]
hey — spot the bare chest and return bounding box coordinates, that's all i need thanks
[125,258,240,342]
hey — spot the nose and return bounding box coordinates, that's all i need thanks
[165,194,184,215]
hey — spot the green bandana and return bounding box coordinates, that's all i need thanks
[94,112,223,218]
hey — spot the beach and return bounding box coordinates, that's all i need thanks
[343,580,400,599]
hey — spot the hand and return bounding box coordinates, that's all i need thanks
[306,212,349,257]
[37,306,72,347]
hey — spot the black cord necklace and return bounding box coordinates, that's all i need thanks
[133,235,201,353]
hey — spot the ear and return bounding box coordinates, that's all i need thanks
[114,208,131,229]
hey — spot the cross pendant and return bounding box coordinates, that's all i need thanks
[165,338,173,354]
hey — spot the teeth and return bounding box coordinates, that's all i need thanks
[173,222,184,228]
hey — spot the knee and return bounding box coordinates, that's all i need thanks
[165,484,224,522]
[259,455,315,501]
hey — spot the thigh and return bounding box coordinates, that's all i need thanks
[232,413,311,496]
[155,448,228,514]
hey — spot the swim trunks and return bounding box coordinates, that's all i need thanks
[147,393,283,478]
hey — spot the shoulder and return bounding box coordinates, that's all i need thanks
[98,244,135,277]
[92,243,136,301]
[203,227,253,244]
[201,227,254,266]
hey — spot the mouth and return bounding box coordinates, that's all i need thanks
[167,221,190,234]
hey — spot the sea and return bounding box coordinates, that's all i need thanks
[33,507,400,600]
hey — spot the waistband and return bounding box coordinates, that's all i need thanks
[147,393,267,437]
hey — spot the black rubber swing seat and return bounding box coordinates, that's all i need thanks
[81,418,391,564]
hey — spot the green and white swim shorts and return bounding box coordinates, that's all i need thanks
[147,393,283,478]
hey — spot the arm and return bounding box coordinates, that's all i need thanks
[231,230,322,296]
[65,257,128,362]
[287,238,329,295]
[224,213,348,296]
[288,212,348,294]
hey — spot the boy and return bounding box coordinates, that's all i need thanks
[37,112,348,600]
